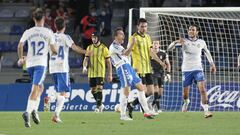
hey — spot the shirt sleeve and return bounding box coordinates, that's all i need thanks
[65,35,74,48]
[85,46,90,57]
[147,34,152,49]
[203,40,214,63]
[104,47,110,58]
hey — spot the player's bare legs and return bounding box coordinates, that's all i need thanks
[182,86,190,112]
[197,81,212,118]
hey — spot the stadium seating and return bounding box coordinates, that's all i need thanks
[0,9,14,18]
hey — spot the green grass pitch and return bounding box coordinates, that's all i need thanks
[0,112,239,135]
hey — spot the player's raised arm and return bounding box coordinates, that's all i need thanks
[71,43,86,54]
[167,38,185,51]
[203,42,216,73]
[123,36,136,56]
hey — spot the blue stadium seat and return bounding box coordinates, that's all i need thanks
[0,41,18,52]
[10,25,24,35]
[0,9,14,18]
[0,41,8,51]
[15,9,29,18]
[0,24,10,34]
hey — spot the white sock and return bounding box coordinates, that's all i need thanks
[120,95,128,117]
[26,99,36,114]
[55,95,65,117]
[184,99,190,104]
[201,103,209,112]
[138,91,150,113]
[34,97,40,112]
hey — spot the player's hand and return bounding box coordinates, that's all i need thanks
[210,63,216,74]
[131,37,136,45]
[17,57,26,67]
[107,74,112,83]
[176,38,184,45]
[82,66,87,74]
[164,73,171,83]
[159,61,166,69]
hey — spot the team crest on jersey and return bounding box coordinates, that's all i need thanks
[197,44,201,48]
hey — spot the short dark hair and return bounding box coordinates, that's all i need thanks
[113,27,123,37]
[189,24,199,31]
[55,17,65,31]
[32,8,44,21]
[137,18,147,25]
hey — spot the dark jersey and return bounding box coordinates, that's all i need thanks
[151,48,168,76]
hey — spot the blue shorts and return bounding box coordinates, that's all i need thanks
[182,70,205,87]
[27,66,46,85]
[116,63,141,88]
[52,73,71,93]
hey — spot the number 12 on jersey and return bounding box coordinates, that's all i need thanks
[31,41,45,56]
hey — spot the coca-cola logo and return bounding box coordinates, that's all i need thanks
[208,85,240,108]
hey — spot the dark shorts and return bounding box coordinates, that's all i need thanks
[153,76,164,88]
[138,73,154,85]
[89,77,104,88]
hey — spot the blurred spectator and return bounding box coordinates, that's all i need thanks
[45,8,55,32]
[99,0,112,36]
[80,6,98,49]
[162,0,187,7]
[33,0,45,7]
[75,0,89,31]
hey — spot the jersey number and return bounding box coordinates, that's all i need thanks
[31,41,44,56]
[51,46,64,60]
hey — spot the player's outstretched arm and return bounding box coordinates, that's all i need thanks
[203,43,216,73]
[82,56,89,74]
[71,43,86,54]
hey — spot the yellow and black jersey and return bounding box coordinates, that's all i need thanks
[86,43,110,78]
[130,32,152,75]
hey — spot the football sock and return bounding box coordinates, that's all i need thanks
[34,97,40,112]
[96,89,103,108]
[138,91,150,113]
[120,95,128,117]
[91,90,98,102]
[55,95,65,117]
[26,99,36,114]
